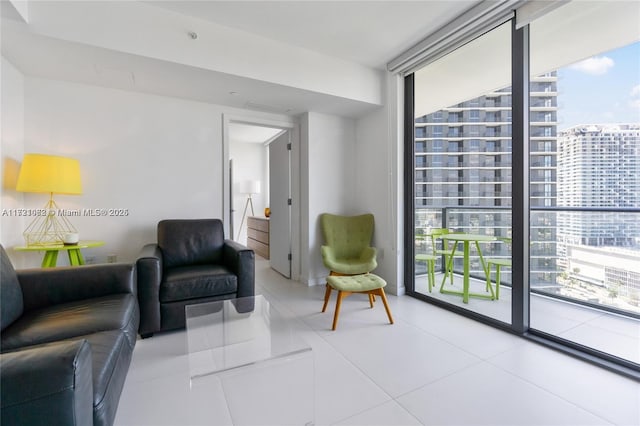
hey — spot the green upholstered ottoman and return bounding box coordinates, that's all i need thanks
[321,273,394,330]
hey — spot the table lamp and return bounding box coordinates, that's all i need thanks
[16,153,83,246]
[236,180,261,240]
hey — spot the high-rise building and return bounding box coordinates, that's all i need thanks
[557,123,640,249]
[414,73,559,287]
[558,124,640,210]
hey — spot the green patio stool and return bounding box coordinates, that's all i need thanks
[415,253,437,292]
[427,228,456,285]
[323,273,394,330]
[485,237,512,300]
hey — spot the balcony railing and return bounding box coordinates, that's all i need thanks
[414,206,640,318]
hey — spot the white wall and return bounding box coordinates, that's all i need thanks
[300,111,357,285]
[230,140,267,244]
[1,65,403,292]
[354,73,404,295]
[17,76,291,267]
[0,56,26,267]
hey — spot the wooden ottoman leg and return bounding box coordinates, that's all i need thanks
[322,283,332,312]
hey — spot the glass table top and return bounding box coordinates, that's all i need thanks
[185,295,311,379]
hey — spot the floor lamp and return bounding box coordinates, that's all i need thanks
[236,180,261,240]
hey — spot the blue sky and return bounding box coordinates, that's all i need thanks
[557,41,640,131]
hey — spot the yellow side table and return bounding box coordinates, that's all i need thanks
[14,240,105,267]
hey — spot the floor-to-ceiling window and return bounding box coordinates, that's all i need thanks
[528,1,640,367]
[405,1,639,376]
[411,21,513,325]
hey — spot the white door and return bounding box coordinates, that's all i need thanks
[269,132,291,278]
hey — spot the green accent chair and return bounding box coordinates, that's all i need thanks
[485,237,512,299]
[320,213,377,275]
[320,213,377,313]
[427,228,456,284]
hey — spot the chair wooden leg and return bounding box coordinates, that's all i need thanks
[375,288,394,325]
[368,294,375,308]
[332,291,348,330]
[322,283,332,312]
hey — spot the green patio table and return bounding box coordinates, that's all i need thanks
[439,233,496,303]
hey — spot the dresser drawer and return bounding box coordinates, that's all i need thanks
[247,216,269,233]
[247,216,270,259]
[247,238,269,259]
[248,227,269,244]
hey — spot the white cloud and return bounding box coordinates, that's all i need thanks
[569,56,615,75]
[629,99,640,109]
[631,84,640,97]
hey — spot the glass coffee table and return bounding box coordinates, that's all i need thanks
[186,295,314,425]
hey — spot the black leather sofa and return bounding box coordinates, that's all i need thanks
[137,218,255,337]
[0,245,139,426]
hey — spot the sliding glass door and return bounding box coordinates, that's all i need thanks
[406,1,639,373]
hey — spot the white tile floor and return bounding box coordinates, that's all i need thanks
[415,272,640,365]
[115,259,640,426]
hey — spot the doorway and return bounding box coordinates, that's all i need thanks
[224,116,297,279]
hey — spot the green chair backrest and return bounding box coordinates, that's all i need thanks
[428,228,450,255]
[320,213,374,259]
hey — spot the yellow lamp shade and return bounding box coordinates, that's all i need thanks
[16,154,82,195]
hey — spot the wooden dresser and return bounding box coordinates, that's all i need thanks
[247,216,270,259]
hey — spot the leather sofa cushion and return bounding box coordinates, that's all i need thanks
[0,339,94,426]
[1,246,23,331]
[1,294,138,352]
[160,265,237,303]
[83,330,132,425]
[158,219,225,269]
[2,330,131,426]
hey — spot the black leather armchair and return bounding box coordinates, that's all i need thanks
[136,219,255,338]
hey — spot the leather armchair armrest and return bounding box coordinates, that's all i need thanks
[136,244,163,337]
[223,239,255,299]
[1,340,93,426]
[17,263,136,312]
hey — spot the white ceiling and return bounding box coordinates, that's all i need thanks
[2,1,480,119]
[148,1,478,69]
[1,18,379,117]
